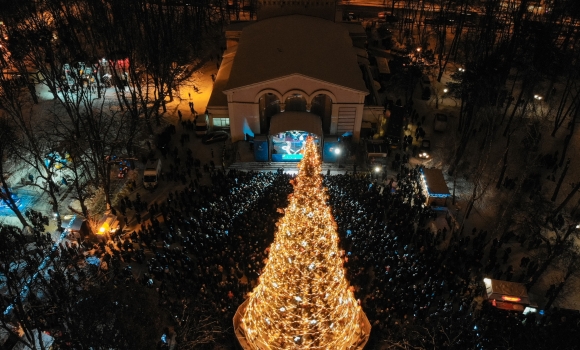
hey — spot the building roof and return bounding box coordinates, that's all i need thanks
[224,15,368,94]
[207,47,237,108]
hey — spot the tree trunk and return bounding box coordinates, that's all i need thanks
[558,106,578,166]
[0,163,29,228]
[465,183,478,219]
[104,162,113,209]
[27,83,39,104]
[496,134,511,189]
[500,69,520,125]
[543,262,574,310]
[49,188,63,232]
[452,172,457,205]
[551,159,570,202]
[503,89,528,137]
[551,72,578,136]
[527,225,576,289]
[553,181,580,216]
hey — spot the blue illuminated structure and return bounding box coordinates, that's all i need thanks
[270,130,318,162]
[273,153,303,161]
[0,191,21,211]
[254,135,269,162]
[323,135,340,162]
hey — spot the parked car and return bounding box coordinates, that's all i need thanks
[202,131,229,144]
[415,139,431,159]
[143,159,162,189]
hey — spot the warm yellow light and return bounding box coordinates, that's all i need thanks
[236,137,369,349]
[501,295,521,302]
[98,227,105,234]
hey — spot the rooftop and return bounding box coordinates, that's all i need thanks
[224,15,367,94]
[207,47,236,108]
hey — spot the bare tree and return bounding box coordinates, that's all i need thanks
[543,248,580,310]
[0,224,58,350]
[0,116,30,227]
[176,302,225,349]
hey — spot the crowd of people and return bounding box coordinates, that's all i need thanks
[60,119,578,349]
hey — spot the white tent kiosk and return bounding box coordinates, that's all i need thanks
[484,278,535,313]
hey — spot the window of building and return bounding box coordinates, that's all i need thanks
[213,118,230,128]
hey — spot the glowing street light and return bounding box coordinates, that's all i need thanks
[534,94,543,100]
[334,148,341,155]
[374,166,381,173]
[443,88,449,93]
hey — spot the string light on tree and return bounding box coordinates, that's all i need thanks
[233,137,371,349]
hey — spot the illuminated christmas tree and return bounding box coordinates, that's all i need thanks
[233,137,370,349]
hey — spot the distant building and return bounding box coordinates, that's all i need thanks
[208,0,372,161]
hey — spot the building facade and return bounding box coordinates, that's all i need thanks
[208,2,370,161]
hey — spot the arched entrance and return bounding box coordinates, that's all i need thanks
[310,94,332,134]
[269,112,322,162]
[284,94,307,112]
[259,93,280,133]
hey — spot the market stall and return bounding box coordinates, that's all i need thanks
[483,278,536,313]
[419,168,450,206]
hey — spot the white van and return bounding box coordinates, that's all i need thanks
[143,159,161,189]
[195,113,209,136]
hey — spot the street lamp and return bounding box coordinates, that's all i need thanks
[440,88,449,107]
[534,94,543,100]
[334,147,342,168]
